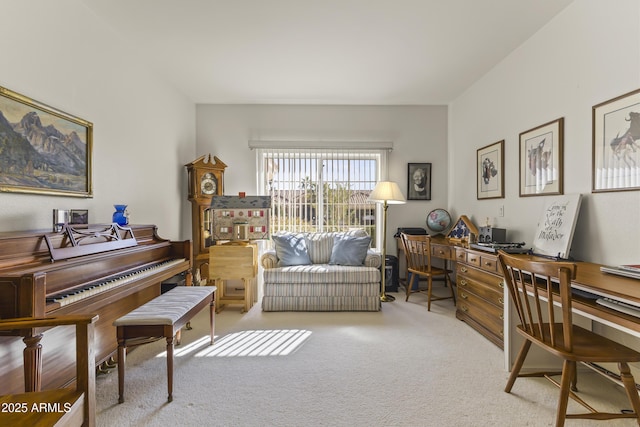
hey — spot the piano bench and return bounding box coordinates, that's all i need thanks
[113,286,216,404]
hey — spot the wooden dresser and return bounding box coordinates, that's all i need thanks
[454,247,505,349]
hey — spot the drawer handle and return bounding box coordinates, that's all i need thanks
[459,279,467,287]
[469,258,477,262]
[458,254,465,259]
[484,261,493,266]
[460,305,469,312]
[499,314,504,320]
[500,330,504,337]
[499,281,504,289]
[460,292,468,299]
[498,297,504,305]
[460,267,468,273]
[439,250,445,255]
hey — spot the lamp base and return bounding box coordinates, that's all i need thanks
[380,293,395,302]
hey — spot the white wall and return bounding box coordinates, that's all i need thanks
[449,0,640,265]
[196,104,448,251]
[0,0,195,240]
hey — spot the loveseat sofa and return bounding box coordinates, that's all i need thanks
[261,230,382,311]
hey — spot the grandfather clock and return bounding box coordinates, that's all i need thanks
[185,154,227,280]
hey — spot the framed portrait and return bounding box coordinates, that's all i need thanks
[592,88,640,192]
[0,85,93,197]
[519,117,564,197]
[407,163,431,200]
[477,140,504,200]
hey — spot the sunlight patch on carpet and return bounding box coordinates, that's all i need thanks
[154,329,312,358]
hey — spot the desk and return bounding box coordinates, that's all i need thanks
[399,237,640,357]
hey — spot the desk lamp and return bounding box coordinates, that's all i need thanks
[368,181,406,302]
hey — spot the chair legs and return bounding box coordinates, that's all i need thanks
[506,342,640,426]
[505,339,531,392]
[407,272,455,311]
[619,362,640,420]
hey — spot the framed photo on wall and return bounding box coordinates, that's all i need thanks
[519,117,564,197]
[407,163,431,200]
[592,88,640,192]
[0,85,93,197]
[477,140,504,200]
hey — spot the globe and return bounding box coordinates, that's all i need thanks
[426,208,452,234]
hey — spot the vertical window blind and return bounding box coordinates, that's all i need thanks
[255,146,388,247]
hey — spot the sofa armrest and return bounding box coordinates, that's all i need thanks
[364,250,382,268]
[261,249,279,269]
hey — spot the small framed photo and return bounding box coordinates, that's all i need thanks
[70,209,89,225]
[477,140,504,200]
[592,88,640,192]
[407,163,431,200]
[519,118,564,197]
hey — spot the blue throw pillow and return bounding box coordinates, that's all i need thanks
[272,233,312,266]
[329,235,371,266]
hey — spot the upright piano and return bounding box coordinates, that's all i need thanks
[0,223,191,395]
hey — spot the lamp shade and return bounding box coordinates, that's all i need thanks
[368,181,406,204]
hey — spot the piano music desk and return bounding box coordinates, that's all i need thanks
[114,286,216,403]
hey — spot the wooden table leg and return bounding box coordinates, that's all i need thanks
[210,297,215,345]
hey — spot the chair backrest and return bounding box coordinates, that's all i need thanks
[497,251,577,351]
[400,233,434,274]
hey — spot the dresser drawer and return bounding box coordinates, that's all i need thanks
[457,291,504,339]
[458,275,504,307]
[431,244,453,260]
[465,251,499,273]
[455,247,467,263]
[457,264,503,290]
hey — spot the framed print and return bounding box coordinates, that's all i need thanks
[70,209,89,225]
[592,88,640,192]
[407,163,431,200]
[0,85,93,197]
[519,117,564,197]
[477,140,504,200]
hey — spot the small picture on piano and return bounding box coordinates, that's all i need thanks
[70,209,89,225]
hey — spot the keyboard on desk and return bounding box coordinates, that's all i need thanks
[596,297,640,318]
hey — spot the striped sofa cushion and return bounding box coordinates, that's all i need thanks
[263,264,380,284]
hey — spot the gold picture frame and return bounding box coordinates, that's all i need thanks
[0,85,93,197]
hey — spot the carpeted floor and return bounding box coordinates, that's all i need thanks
[95,291,639,426]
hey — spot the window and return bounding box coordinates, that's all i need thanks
[256,147,388,247]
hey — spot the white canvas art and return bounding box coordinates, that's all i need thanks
[532,194,582,259]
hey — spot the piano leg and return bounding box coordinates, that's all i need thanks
[23,333,43,392]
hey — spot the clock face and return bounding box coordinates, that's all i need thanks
[200,173,217,195]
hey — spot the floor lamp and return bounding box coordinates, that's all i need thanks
[369,181,406,302]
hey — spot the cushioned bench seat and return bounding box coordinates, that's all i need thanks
[113,286,216,403]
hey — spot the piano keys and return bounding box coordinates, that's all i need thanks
[0,224,192,395]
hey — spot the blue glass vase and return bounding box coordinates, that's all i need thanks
[112,204,128,226]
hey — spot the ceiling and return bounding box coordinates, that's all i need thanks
[81,0,573,105]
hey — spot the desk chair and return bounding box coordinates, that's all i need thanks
[400,233,455,310]
[498,251,640,426]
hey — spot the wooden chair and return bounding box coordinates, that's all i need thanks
[400,233,455,310]
[0,314,98,427]
[497,251,640,426]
